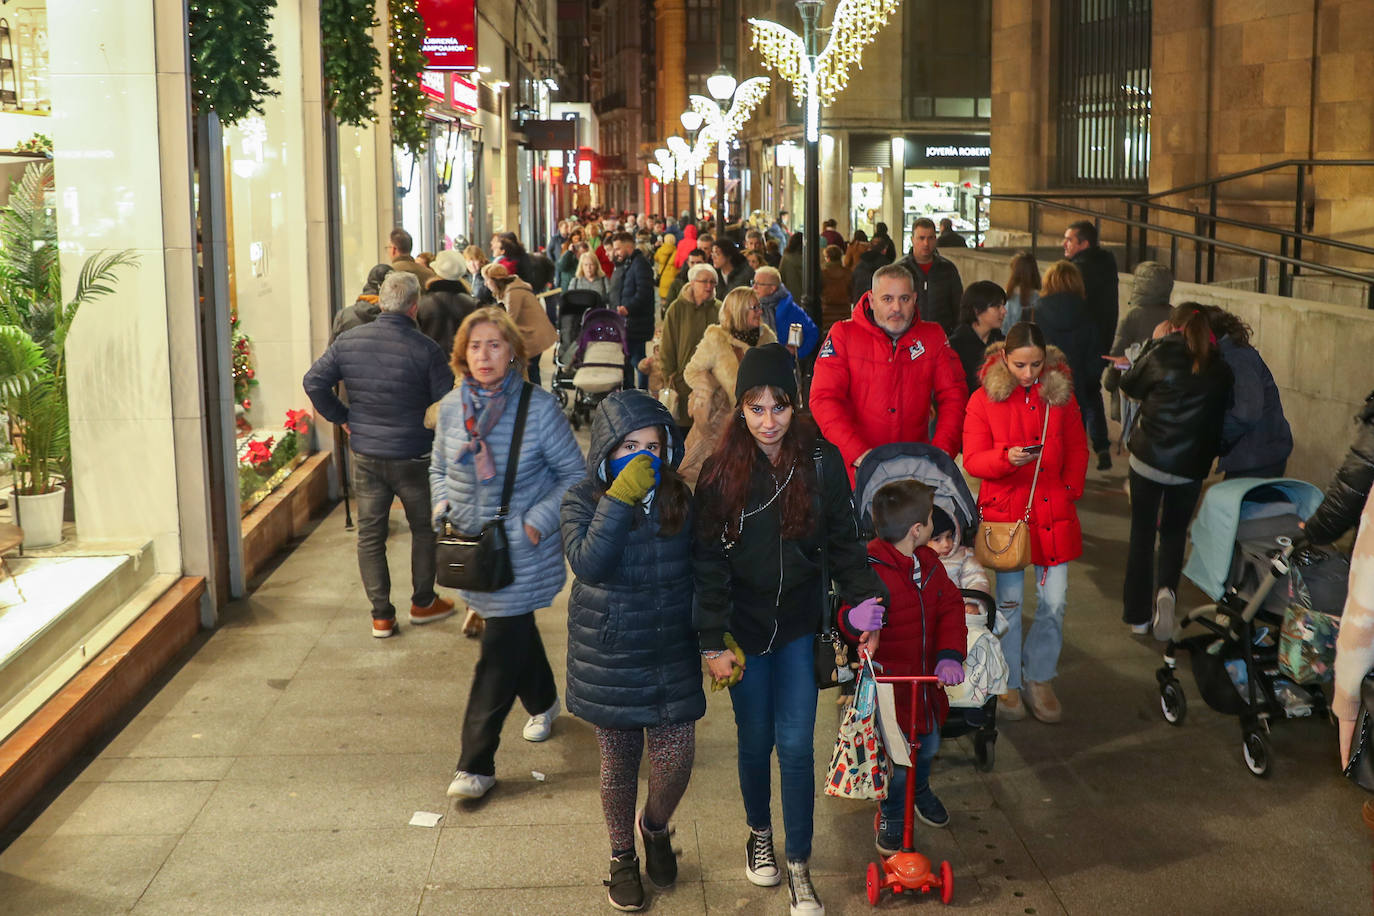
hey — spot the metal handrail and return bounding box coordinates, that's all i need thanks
[974,193,1374,309]
[1140,158,1374,202]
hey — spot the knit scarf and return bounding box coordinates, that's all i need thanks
[732,327,761,347]
[459,369,521,481]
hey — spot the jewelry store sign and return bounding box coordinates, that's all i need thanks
[906,134,991,168]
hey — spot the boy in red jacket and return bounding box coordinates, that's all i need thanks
[840,479,967,855]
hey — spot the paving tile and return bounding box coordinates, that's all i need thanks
[430,822,689,889]
[22,781,218,837]
[97,712,263,759]
[419,882,710,915]
[0,834,180,915]
[131,828,436,916]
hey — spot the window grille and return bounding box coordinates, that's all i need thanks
[1055,0,1152,188]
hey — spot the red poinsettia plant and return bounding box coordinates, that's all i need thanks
[284,409,311,433]
[245,437,275,467]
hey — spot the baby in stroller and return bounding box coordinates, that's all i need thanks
[929,508,1010,722]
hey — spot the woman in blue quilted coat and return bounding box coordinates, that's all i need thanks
[560,389,703,911]
[432,307,584,803]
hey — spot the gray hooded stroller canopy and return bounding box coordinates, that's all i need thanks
[853,442,978,541]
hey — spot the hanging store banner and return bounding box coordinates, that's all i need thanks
[452,75,478,114]
[420,70,446,101]
[906,134,991,168]
[418,0,478,70]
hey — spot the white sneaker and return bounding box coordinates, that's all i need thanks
[1129,623,1150,636]
[1152,588,1176,642]
[522,697,560,742]
[446,770,495,799]
[786,859,824,915]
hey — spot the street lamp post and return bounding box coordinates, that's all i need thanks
[679,109,705,226]
[797,1,823,323]
[748,0,901,323]
[707,67,737,228]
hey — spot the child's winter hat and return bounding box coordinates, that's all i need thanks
[931,506,956,539]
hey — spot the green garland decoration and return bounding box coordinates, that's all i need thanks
[321,0,382,127]
[188,0,281,126]
[388,0,430,156]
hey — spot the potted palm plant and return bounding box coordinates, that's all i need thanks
[0,162,136,547]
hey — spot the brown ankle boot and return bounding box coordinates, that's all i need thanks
[1023,681,1062,723]
[998,689,1027,721]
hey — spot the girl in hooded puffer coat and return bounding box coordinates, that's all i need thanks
[561,390,704,912]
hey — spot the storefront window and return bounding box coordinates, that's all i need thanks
[849,168,884,238]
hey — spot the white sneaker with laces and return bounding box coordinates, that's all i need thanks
[522,697,560,742]
[786,859,824,915]
[446,770,495,799]
[1152,587,1176,642]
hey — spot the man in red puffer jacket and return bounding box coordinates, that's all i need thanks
[811,264,967,483]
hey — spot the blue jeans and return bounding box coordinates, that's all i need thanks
[728,633,817,862]
[995,564,1069,689]
[879,730,940,824]
[351,450,437,620]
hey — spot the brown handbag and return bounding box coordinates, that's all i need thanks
[974,406,1051,572]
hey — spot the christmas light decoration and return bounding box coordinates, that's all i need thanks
[322,0,383,127]
[688,76,771,159]
[188,0,281,126]
[389,0,431,156]
[749,0,900,138]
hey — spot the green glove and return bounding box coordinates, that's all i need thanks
[606,453,656,505]
[709,633,746,691]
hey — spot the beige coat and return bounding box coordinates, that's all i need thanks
[678,322,777,484]
[502,276,558,358]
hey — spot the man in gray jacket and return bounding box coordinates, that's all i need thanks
[303,272,456,638]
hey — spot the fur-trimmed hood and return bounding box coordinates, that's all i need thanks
[978,341,1074,406]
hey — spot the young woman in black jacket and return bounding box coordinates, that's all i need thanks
[1116,304,1234,640]
[561,390,703,911]
[693,343,885,916]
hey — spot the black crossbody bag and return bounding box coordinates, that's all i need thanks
[435,382,532,592]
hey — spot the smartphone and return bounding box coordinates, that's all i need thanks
[1021,444,1044,456]
[788,322,803,347]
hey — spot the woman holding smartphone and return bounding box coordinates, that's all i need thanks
[962,322,1089,724]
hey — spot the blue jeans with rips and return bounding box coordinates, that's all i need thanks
[995,564,1070,689]
[728,632,818,862]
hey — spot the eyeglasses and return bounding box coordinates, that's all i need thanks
[750,281,777,290]
[745,304,763,312]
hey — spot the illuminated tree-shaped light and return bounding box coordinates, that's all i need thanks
[749,0,900,141]
[688,76,771,159]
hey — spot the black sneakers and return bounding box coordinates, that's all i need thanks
[637,809,677,888]
[604,853,644,912]
[745,826,781,886]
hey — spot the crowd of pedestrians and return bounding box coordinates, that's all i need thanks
[302,206,1347,915]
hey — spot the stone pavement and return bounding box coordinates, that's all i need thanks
[0,460,1370,915]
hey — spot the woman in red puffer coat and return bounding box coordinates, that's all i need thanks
[963,322,1088,725]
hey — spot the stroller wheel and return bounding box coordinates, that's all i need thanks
[1241,727,1273,778]
[1159,679,1187,726]
[973,733,995,772]
[555,388,568,410]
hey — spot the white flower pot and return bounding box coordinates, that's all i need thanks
[13,485,65,548]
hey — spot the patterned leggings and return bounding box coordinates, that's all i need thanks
[595,721,696,855]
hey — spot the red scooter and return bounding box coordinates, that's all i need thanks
[865,671,953,906]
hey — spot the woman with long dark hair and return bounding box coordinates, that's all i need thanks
[1004,250,1040,326]
[1116,304,1234,640]
[693,343,884,916]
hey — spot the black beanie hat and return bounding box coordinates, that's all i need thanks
[931,506,956,539]
[735,343,798,404]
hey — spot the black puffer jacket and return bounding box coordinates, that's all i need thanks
[897,251,964,333]
[610,249,656,343]
[693,436,887,656]
[303,312,455,459]
[1120,335,1233,479]
[1305,390,1374,544]
[850,242,895,303]
[561,391,705,729]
